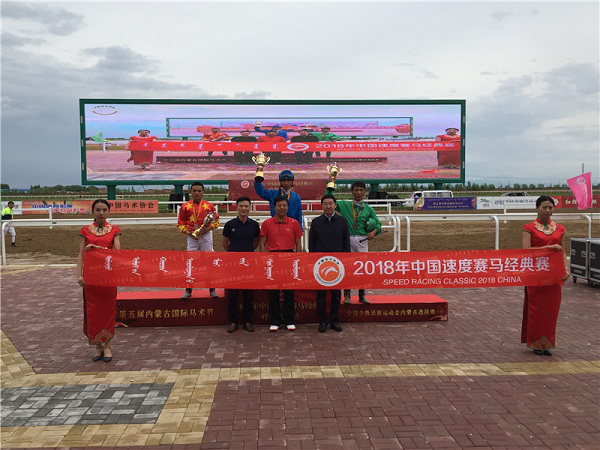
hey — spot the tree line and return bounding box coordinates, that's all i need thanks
[1,181,596,196]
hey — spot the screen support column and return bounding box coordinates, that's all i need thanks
[107,185,116,200]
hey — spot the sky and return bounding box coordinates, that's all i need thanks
[1,1,599,188]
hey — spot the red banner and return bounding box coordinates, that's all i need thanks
[228,179,325,202]
[553,195,600,209]
[129,140,460,153]
[84,248,564,290]
[22,200,158,215]
[107,200,159,214]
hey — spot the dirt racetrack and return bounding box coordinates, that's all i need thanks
[3,211,595,264]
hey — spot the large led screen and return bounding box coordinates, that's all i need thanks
[81,100,465,185]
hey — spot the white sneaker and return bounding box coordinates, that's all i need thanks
[286,324,296,331]
[269,325,279,332]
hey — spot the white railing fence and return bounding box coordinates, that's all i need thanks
[2,213,597,265]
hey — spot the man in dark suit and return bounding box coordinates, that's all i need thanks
[231,130,257,163]
[308,194,350,332]
[290,128,319,163]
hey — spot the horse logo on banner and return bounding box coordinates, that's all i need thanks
[313,256,345,287]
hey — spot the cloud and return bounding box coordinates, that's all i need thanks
[0,41,260,186]
[1,31,45,47]
[392,63,439,80]
[234,90,271,99]
[472,62,598,136]
[82,46,161,75]
[1,2,84,36]
[420,69,439,80]
[466,62,599,183]
[543,63,599,97]
[491,8,540,23]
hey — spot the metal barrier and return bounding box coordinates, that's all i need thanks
[14,208,54,228]
[2,213,597,265]
[301,214,399,252]
[395,213,596,252]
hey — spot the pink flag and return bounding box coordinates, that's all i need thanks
[567,172,593,210]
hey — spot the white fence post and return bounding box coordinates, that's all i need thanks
[1,222,7,265]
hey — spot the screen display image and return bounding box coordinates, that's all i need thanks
[81,100,465,185]
[167,117,413,138]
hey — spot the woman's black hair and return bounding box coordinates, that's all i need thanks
[536,195,555,208]
[91,199,111,211]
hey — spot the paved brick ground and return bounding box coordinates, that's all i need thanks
[1,268,598,373]
[200,374,600,449]
[1,266,599,449]
[1,384,172,427]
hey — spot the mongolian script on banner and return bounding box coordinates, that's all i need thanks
[84,248,564,290]
[129,140,460,153]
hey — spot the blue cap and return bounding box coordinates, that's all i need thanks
[279,170,294,181]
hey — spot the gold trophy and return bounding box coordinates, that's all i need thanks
[326,162,342,189]
[252,152,270,182]
[192,212,215,238]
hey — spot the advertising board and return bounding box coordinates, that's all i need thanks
[81,100,465,186]
[416,197,477,211]
[19,200,158,215]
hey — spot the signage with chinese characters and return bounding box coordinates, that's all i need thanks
[116,291,448,327]
[21,200,158,215]
[84,248,565,290]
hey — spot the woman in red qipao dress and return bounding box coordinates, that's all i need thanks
[522,196,569,356]
[77,199,121,362]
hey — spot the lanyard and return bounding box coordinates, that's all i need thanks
[192,201,204,223]
[351,202,365,229]
[279,189,291,201]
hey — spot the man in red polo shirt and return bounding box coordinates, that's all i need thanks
[259,195,303,332]
[257,130,286,163]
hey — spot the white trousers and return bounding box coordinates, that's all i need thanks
[346,236,368,296]
[350,235,368,253]
[3,224,15,243]
[186,231,213,252]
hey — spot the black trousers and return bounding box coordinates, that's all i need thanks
[316,290,341,325]
[228,289,254,324]
[268,290,295,326]
[265,152,280,163]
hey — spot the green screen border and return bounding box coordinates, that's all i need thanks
[80,99,466,186]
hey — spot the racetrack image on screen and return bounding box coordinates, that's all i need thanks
[81,100,465,185]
